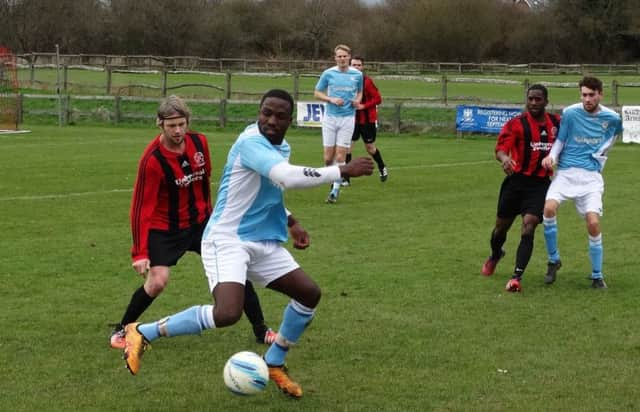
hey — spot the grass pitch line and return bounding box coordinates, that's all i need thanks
[0,188,132,202]
[0,160,494,202]
[392,160,494,169]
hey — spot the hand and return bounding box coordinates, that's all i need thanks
[331,97,344,106]
[501,157,516,175]
[340,157,374,178]
[132,259,150,276]
[541,155,555,170]
[353,101,364,110]
[289,223,310,250]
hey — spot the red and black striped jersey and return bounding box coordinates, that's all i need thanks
[130,132,212,262]
[355,75,382,125]
[495,111,560,178]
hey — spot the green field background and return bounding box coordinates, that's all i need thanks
[2,124,639,411]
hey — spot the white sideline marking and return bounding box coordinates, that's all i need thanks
[0,160,494,202]
[393,160,493,169]
[0,188,132,202]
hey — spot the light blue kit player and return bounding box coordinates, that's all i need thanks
[314,44,363,203]
[541,76,622,289]
[122,89,374,398]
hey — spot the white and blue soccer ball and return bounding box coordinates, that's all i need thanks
[223,351,269,395]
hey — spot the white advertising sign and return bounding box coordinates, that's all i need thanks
[622,106,640,144]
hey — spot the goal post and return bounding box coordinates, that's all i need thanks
[0,46,19,131]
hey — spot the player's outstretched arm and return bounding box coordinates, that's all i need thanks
[339,157,374,178]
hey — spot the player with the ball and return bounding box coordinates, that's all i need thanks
[121,89,374,398]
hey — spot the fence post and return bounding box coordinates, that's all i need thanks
[441,75,448,106]
[293,72,299,101]
[17,93,23,125]
[611,80,618,107]
[106,66,112,95]
[219,99,227,128]
[225,72,232,99]
[392,102,402,135]
[30,63,35,83]
[63,65,68,93]
[114,95,121,124]
[63,95,71,125]
[161,69,168,97]
[523,78,529,105]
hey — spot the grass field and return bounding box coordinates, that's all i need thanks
[2,124,640,411]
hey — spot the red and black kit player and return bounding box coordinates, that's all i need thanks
[345,56,388,184]
[109,95,276,349]
[481,84,561,293]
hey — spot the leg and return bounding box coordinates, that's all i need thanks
[325,145,340,203]
[124,282,245,375]
[513,214,539,278]
[481,216,513,276]
[543,199,561,262]
[262,268,321,398]
[585,212,605,285]
[543,199,562,284]
[243,280,274,342]
[491,217,514,258]
[119,266,170,325]
[323,145,336,167]
[327,119,356,199]
[111,266,170,349]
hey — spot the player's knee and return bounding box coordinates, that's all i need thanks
[145,275,169,296]
[543,200,558,218]
[302,284,321,309]
[213,305,243,327]
[587,221,600,236]
[521,219,538,235]
[543,206,556,218]
[365,144,376,155]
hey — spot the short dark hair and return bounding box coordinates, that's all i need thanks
[260,89,294,115]
[528,84,548,100]
[351,56,364,64]
[579,76,603,93]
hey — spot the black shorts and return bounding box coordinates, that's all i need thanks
[352,123,377,144]
[496,174,550,220]
[147,222,206,267]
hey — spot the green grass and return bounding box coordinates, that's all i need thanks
[2,124,640,411]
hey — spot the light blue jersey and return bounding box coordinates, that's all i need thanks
[557,103,622,172]
[315,66,363,117]
[203,123,290,242]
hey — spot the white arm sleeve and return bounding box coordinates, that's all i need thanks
[548,139,564,164]
[269,161,341,189]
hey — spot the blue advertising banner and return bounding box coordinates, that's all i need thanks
[456,105,522,134]
[296,101,325,127]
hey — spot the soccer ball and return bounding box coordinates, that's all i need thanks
[223,351,269,395]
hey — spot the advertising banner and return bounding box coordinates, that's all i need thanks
[456,105,521,134]
[621,106,640,144]
[296,101,325,127]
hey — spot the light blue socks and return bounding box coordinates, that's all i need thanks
[264,301,315,366]
[543,216,560,262]
[138,305,215,342]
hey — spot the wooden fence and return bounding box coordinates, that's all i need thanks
[16,52,640,75]
[11,61,640,133]
[15,64,640,107]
